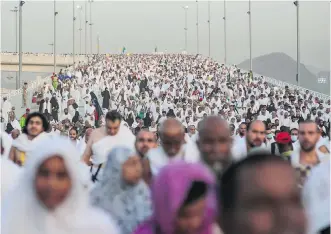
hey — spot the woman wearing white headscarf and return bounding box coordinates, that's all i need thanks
[2,136,119,234]
[91,147,152,234]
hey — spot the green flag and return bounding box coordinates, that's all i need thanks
[122,46,126,54]
[154,46,158,53]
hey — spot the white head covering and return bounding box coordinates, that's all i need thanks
[2,136,119,234]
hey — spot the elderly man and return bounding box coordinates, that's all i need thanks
[146,118,200,176]
[218,153,307,234]
[197,116,233,177]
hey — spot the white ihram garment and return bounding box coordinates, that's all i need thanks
[2,136,120,234]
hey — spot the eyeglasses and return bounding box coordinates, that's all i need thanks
[138,138,154,143]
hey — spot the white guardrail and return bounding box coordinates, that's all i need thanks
[250,71,330,102]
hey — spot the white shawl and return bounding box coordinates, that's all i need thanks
[2,136,119,234]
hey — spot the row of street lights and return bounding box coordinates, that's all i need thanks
[183,0,301,85]
[10,0,96,88]
[10,1,303,88]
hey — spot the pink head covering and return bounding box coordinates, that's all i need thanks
[133,162,217,234]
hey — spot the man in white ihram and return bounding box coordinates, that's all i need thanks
[82,110,135,183]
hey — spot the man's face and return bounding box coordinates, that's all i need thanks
[105,119,121,136]
[198,123,232,167]
[135,131,157,157]
[247,122,266,147]
[222,162,306,234]
[239,124,247,136]
[64,109,68,114]
[161,131,184,157]
[298,123,319,152]
[27,116,44,137]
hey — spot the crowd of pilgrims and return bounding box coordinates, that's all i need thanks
[0,54,330,234]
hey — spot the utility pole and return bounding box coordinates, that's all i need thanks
[294,0,300,86]
[85,0,88,56]
[73,0,76,67]
[196,0,199,54]
[18,1,25,90]
[10,7,18,54]
[223,0,227,64]
[248,0,252,72]
[77,5,82,55]
[54,0,57,74]
[208,1,211,57]
[89,0,93,57]
[184,6,188,52]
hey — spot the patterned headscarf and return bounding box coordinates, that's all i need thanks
[90,147,152,234]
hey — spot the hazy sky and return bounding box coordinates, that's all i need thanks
[1,0,330,70]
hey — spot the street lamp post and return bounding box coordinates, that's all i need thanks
[248,0,252,72]
[18,1,25,90]
[77,5,83,56]
[54,0,57,74]
[89,0,93,57]
[196,0,199,54]
[85,0,88,56]
[10,7,18,54]
[208,1,211,57]
[223,0,227,64]
[182,6,188,53]
[294,0,300,86]
[73,0,76,67]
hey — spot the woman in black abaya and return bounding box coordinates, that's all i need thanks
[101,87,111,109]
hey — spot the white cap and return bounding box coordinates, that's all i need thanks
[303,161,330,234]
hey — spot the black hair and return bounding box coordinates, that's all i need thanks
[182,181,208,206]
[105,110,122,122]
[22,112,49,134]
[69,127,78,134]
[218,153,286,214]
[290,128,298,134]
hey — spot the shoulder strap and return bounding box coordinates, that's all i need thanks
[91,164,103,183]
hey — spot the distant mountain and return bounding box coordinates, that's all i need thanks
[305,65,323,76]
[238,52,330,95]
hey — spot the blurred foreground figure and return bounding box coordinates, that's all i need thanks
[146,118,199,176]
[133,162,217,234]
[2,136,119,234]
[197,116,233,178]
[218,153,307,234]
[303,161,330,234]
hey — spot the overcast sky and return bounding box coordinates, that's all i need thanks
[1,0,330,70]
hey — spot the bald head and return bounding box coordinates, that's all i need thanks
[197,116,232,171]
[159,118,185,137]
[199,116,230,137]
[159,118,185,157]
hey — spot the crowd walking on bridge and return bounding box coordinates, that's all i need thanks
[1,54,330,234]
